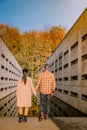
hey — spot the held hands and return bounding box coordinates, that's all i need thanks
[35,85,38,91]
[34,88,38,97]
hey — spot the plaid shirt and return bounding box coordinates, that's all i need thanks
[37,70,56,94]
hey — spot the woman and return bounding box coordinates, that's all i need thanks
[16,68,36,123]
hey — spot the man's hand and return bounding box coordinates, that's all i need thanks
[51,90,55,96]
[51,92,54,96]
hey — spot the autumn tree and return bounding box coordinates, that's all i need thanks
[0,24,22,55]
[0,24,67,78]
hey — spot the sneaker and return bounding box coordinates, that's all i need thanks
[23,116,27,122]
[18,115,23,123]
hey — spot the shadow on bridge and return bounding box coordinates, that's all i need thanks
[51,117,87,130]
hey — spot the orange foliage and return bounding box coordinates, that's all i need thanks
[0,24,67,78]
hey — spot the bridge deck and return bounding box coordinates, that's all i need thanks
[0,117,87,130]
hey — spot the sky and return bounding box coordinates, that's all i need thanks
[0,0,87,33]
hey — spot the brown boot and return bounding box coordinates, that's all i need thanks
[38,112,44,121]
[44,114,49,120]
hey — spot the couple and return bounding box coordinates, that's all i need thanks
[16,64,56,123]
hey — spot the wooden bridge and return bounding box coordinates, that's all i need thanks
[0,117,87,130]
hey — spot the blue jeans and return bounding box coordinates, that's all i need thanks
[40,93,51,115]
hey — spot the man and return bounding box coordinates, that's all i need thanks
[35,64,56,120]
